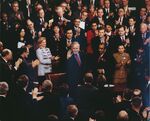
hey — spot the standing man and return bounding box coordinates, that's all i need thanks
[0,49,21,93]
[67,42,86,96]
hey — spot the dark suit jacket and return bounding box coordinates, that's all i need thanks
[83,0,100,9]
[33,92,60,121]
[35,17,48,32]
[74,84,98,111]
[0,96,11,121]
[13,85,32,121]
[67,52,86,88]
[0,57,15,87]
[15,56,35,82]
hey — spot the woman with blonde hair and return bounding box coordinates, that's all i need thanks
[36,37,53,84]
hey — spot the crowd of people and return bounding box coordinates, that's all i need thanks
[0,0,150,121]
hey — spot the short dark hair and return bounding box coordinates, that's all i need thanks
[84,72,93,83]
[16,75,29,88]
[98,27,105,31]
[19,46,28,55]
[94,110,106,121]
[117,25,125,30]
[131,96,142,108]
[42,80,53,92]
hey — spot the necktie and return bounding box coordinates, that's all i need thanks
[90,0,93,4]
[106,9,109,14]
[121,36,125,42]
[74,54,81,66]
[119,17,123,25]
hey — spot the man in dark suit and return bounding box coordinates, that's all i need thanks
[92,8,105,29]
[94,43,114,84]
[103,0,115,24]
[66,42,86,96]
[62,29,76,55]
[0,49,21,90]
[8,1,25,29]
[26,19,38,49]
[71,17,86,51]
[15,46,39,91]
[74,73,98,121]
[34,8,48,33]
[62,104,80,121]
[114,8,128,27]
[109,25,131,54]
[31,80,60,121]
[13,74,33,121]
[92,27,110,56]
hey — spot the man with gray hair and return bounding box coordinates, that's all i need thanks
[0,82,10,121]
[117,110,129,121]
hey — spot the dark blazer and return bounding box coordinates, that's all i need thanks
[109,35,131,53]
[103,7,115,24]
[13,85,32,121]
[15,56,36,83]
[33,92,60,121]
[115,16,128,26]
[35,17,48,32]
[92,36,110,55]
[67,52,86,88]
[0,96,11,121]
[0,57,15,87]
[74,84,98,112]
[83,0,100,9]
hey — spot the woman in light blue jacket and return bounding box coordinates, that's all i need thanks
[36,37,52,83]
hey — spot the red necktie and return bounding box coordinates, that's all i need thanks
[74,54,81,66]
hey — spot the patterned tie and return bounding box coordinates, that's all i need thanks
[74,54,81,66]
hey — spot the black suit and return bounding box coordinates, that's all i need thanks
[109,35,131,53]
[32,92,60,121]
[103,7,115,24]
[83,0,100,9]
[13,85,32,121]
[0,96,11,121]
[35,17,48,32]
[67,52,86,89]
[92,36,110,55]
[0,57,15,89]
[74,84,98,120]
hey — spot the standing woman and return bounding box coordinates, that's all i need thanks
[36,37,52,84]
[113,45,131,92]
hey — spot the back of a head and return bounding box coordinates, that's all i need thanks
[59,83,69,97]
[1,49,11,58]
[131,96,142,108]
[117,110,129,121]
[47,114,59,121]
[42,80,53,92]
[84,72,93,84]
[67,104,78,118]
[18,46,28,55]
[123,88,132,101]
[0,82,9,95]
[16,75,29,89]
[94,110,106,121]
